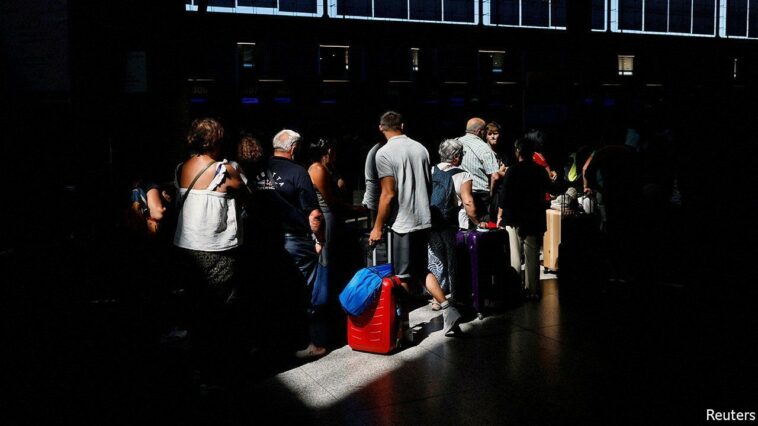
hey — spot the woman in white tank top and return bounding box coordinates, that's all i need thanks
[173,118,247,385]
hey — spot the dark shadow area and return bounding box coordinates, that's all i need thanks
[3,1,758,423]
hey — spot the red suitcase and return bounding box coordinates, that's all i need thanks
[346,230,407,354]
[346,275,404,354]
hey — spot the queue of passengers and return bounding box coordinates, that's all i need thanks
[135,112,565,389]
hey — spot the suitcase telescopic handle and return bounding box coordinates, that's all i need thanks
[370,226,392,266]
[386,227,392,265]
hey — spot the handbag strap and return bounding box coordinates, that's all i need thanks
[179,160,217,207]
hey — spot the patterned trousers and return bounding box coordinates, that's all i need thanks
[427,228,457,299]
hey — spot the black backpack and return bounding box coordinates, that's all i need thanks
[430,165,463,229]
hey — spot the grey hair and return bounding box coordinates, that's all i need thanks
[273,129,301,152]
[438,139,464,163]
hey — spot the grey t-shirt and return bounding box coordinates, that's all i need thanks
[375,135,432,233]
[362,142,383,211]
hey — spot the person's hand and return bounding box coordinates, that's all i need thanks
[315,241,323,255]
[496,217,504,229]
[549,170,558,181]
[309,211,323,233]
[146,218,159,235]
[583,186,593,196]
[369,227,383,247]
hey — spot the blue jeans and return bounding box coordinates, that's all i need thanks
[284,234,318,290]
[284,234,328,347]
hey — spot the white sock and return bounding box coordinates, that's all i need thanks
[439,300,450,310]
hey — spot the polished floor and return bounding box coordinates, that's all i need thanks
[9,262,757,426]
[243,278,697,425]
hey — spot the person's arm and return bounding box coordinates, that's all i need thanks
[497,168,512,227]
[363,145,379,208]
[542,166,554,196]
[146,188,166,221]
[547,166,558,182]
[145,188,166,235]
[482,149,501,195]
[582,153,594,194]
[369,176,396,245]
[298,172,325,245]
[489,172,502,196]
[223,163,245,191]
[309,208,325,246]
[459,179,479,227]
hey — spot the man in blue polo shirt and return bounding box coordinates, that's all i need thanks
[257,129,327,359]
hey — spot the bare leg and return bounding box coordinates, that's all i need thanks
[425,271,462,335]
[506,226,522,276]
[523,234,540,297]
[424,272,447,303]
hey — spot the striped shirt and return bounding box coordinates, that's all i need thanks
[458,133,500,192]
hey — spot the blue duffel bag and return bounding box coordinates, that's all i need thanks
[339,263,394,316]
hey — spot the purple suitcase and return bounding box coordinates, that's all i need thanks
[455,229,510,318]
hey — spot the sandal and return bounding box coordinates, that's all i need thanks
[431,301,442,311]
[294,343,327,360]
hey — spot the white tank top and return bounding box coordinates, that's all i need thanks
[173,160,242,252]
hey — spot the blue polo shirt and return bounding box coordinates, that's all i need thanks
[256,156,320,235]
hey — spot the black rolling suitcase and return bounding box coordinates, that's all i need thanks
[558,195,603,293]
[455,229,516,318]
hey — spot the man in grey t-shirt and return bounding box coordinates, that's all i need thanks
[369,111,462,336]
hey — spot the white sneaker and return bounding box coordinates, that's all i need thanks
[442,306,462,336]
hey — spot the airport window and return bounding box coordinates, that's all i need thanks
[484,0,567,29]
[189,0,756,40]
[618,55,635,76]
[410,0,442,21]
[320,45,350,81]
[721,0,758,38]
[592,0,608,31]
[186,0,322,17]
[330,0,479,24]
[612,0,717,36]
[692,0,716,34]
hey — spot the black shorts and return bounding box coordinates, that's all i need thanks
[391,229,430,285]
[472,191,491,222]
